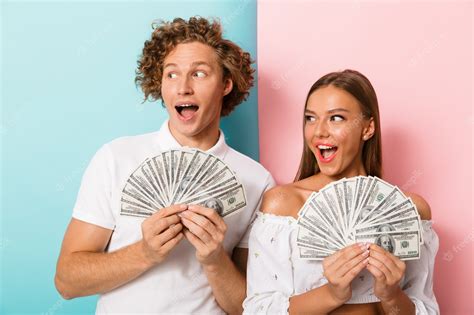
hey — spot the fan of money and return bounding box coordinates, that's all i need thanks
[120,148,247,218]
[296,176,423,261]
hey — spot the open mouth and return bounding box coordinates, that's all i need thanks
[175,103,199,120]
[317,144,338,162]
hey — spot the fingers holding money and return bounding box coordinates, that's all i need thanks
[179,206,227,266]
[367,243,406,302]
[322,243,370,303]
[324,243,369,280]
[140,206,187,265]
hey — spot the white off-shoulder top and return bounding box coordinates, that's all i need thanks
[243,212,439,315]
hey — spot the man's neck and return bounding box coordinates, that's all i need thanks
[168,124,220,151]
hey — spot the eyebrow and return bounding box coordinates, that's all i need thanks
[163,61,213,70]
[305,108,350,114]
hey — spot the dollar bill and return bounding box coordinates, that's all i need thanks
[120,149,247,218]
[355,230,420,260]
[183,184,247,217]
[297,176,423,261]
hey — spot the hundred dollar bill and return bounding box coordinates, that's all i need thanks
[122,183,165,210]
[151,155,170,205]
[364,204,423,244]
[169,149,180,197]
[170,149,195,201]
[355,215,420,235]
[299,246,331,260]
[333,181,348,236]
[320,185,347,241]
[187,179,239,201]
[123,173,164,209]
[128,171,160,205]
[180,152,215,199]
[359,198,414,227]
[355,230,420,260]
[298,207,346,248]
[358,186,408,227]
[342,178,356,232]
[352,177,395,229]
[297,225,341,252]
[121,195,156,213]
[297,241,334,253]
[349,176,370,229]
[309,197,347,246]
[185,176,239,201]
[183,184,247,217]
[161,151,172,198]
[181,157,235,200]
[172,150,212,204]
[143,158,168,206]
[121,203,154,218]
[140,162,167,207]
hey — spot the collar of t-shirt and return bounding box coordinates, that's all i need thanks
[157,120,229,159]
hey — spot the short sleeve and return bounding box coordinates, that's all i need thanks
[402,221,440,315]
[72,144,116,230]
[237,173,276,248]
[243,213,295,315]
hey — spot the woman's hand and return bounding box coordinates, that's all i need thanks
[366,243,406,303]
[322,242,370,304]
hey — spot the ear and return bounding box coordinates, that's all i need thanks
[362,117,375,141]
[223,78,233,96]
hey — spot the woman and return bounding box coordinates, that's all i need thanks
[243,70,439,314]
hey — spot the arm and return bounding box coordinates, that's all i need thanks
[179,205,246,315]
[289,243,370,315]
[400,193,439,314]
[55,205,186,299]
[201,248,248,315]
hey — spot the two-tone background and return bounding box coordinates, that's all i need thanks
[1,0,472,314]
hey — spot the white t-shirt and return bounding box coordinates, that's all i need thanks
[72,120,275,314]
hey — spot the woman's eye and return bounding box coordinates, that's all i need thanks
[194,71,206,78]
[330,115,344,122]
[167,73,177,79]
[305,115,316,122]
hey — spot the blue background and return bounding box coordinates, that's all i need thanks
[1,0,257,313]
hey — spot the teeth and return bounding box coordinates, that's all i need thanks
[318,145,335,149]
[177,103,196,107]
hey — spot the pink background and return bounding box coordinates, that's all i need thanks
[258,1,473,314]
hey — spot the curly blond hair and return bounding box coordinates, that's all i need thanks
[135,16,255,116]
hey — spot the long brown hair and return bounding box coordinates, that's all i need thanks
[294,69,382,181]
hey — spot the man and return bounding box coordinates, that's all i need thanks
[54,17,274,314]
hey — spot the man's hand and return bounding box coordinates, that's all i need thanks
[140,204,187,265]
[179,204,227,267]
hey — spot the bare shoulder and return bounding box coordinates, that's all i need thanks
[260,184,307,218]
[404,191,432,220]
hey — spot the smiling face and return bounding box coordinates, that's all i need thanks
[161,42,233,148]
[304,85,375,179]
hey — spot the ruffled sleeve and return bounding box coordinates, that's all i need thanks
[243,212,296,315]
[402,221,440,314]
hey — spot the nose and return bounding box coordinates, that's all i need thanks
[178,76,193,95]
[314,120,329,138]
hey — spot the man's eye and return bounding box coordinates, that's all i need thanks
[194,71,206,78]
[330,115,344,122]
[305,115,316,122]
[167,73,177,79]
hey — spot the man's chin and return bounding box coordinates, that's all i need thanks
[169,120,201,138]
